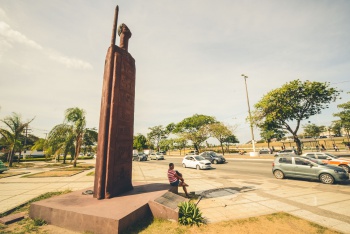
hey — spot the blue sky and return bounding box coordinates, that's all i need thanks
[0,0,349,143]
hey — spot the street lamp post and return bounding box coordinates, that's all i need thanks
[241,74,256,154]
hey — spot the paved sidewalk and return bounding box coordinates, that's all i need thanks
[133,162,350,234]
[1,160,350,233]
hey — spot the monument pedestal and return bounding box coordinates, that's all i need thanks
[29,183,187,234]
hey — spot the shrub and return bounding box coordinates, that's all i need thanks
[178,201,205,226]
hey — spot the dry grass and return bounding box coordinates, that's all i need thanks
[122,213,342,234]
[3,162,36,168]
[0,171,30,179]
[23,169,85,178]
[0,190,72,233]
[86,171,95,176]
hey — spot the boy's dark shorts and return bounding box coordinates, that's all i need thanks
[170,180,179,186]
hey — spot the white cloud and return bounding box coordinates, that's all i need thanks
[48,52,93,70]
[0,19,92,70]
[0,21,43,50]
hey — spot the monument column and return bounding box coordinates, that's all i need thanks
[94,5,136,199]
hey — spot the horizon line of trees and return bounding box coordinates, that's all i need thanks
[1,80,349,164]
[133,114,239,155]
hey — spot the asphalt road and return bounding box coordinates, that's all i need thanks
[144,158,274,178]
[143,156,350,186]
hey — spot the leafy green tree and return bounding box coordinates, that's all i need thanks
[303,124,326,139]
[147,125,167,152]
[329,121,342,137]
[173,114,217,152]
[222,135,239,153]
[334,95,350,142]
[0,113,34,166]
[253,80,339,154]
[133,134,148,151]
[258,121,285,148]
[174,137,188,155]
[82,128,98,155]
[159,138,174,154]
[207,123,235,155]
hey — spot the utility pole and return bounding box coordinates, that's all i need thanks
[241,74,256,154]
[23,126,31,153]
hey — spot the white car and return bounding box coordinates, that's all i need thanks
[182,155,212,170]
[149,152,164,160]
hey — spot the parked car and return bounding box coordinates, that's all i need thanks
[259,149,271,154]
[199,151,226,164]
[186,150,198,155]
[272,156,349,184]
[132,153,147,161]
[275,149,297,157]
[301,152,350,172]
[138,153,148,161]
[182,155,211,170]
[149,152,164,160]
[0,160,8,174]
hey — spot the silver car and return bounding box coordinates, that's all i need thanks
[274,149,297,157]
[272,156,349,184]
[149,152,164,160]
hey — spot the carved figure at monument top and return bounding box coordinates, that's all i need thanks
[118,23,132,51]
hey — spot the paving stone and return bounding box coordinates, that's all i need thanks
[0,212,25,224]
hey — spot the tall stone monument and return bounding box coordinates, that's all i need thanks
[94,5,135,199]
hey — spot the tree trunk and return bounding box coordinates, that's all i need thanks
[220,142,225,155]
[73,135,82,167]
[8,147,15,167]
[293,135,302,155]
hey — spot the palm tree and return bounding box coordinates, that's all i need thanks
[0,113,34,167]
[65,108,86,167]
[46,123,76,164]
[82,128,98,155]
[46,108,86,166]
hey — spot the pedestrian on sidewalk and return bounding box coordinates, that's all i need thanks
[167,163,189,197]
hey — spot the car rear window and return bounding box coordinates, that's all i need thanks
[318,156,328,159]
[279,158,292,164]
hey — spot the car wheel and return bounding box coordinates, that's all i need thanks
[182,163,186,168]
[319,173,334,184]
[213,160,218,164]
[273,170,285,179]
[339,165,349,173]
[196,165,200,170]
